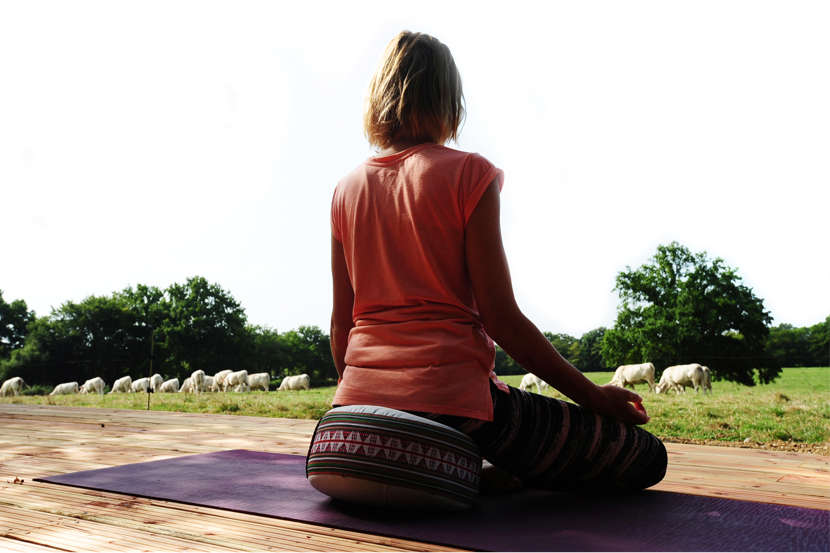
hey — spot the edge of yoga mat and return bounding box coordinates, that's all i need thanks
[35,450,469,551]
[35,449,830,552]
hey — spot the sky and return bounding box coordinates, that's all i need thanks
[1,1,828,338]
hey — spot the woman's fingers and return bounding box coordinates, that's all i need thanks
[628,400,650,424]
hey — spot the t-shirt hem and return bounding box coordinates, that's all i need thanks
[331,392,494,422]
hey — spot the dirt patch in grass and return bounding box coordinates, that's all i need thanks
[663,437,830,456]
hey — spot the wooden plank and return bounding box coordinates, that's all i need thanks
[4,482,462,550]
[0,484,403,552]
[0,536,69,552]
[654,481,830,511]
[0,504,218,551]
[1,402,827,552]
[0,480,457,552]
[0,461,462,549]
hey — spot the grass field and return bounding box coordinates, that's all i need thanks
[501,367,830,446]
[3,367,827,448]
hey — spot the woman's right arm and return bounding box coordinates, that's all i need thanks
[464,180,649,425]
[330,236,354,382]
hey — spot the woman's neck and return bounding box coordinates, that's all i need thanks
[378,140,436,156]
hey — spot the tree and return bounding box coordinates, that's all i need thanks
[543,332,578,366]
[162,277,248,375]
[766,316,830,367]
[766,324,810,367]
[494,344,521,375]
[0,291,35,360]
[493,332,580,376]
[808,316,829,366]
[277,325,336,385]
[241,324,286,375]
[116,284,168,375]
[0,317,49,383]
[602,242,778,385]
[576,327,607,372]
[1,295,142,386]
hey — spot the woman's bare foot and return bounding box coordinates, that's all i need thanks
[479,461,523,495]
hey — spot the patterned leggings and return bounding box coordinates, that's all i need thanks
[416,382,667,493]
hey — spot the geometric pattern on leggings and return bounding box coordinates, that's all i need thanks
[418,383,668,493]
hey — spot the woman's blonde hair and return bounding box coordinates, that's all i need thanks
[364,31,464,149]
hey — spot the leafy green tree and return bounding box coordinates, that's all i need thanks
[116,284,168,376]
[493,332,580,377]
[278,325,336,385]
[808,316,829,366]
[1,277,254,386]
[0,318,49,382]
[241,324,286,375]
[602,242,778,385]
[0,291,35,360]
[1,295,141,386]
[577,327,607,372]
[162,277,248,375]
[494,344,521,375]
[55,295,142,377]
[766,324,810,367]
[766,316,830,367]
[543,332,578,365]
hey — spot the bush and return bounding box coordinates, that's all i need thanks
[22,384,52,396]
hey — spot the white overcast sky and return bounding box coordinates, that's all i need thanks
[1,1,828,337]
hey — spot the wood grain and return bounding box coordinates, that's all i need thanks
[1,403,827,551]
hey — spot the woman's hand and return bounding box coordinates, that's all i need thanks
[586,384,650,425]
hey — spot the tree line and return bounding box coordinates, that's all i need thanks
[2,243,827,389]
[0,277,334,388]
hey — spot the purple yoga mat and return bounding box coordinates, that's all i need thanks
[36,449,828,552]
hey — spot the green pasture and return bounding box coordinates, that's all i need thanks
[3,367,827,445]
[499,367,829,444]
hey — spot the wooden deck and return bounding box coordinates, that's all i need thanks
[1,404,828,551]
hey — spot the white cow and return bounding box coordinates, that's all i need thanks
[1,377,26,397]
[149,373,164,392]
[248,372,270,392]
[179,377,194,393]
[109,376,132,393]
[233,382,250,392]
[701,366,712,393]
[190,370,207,394]
[79,377,105,394]
[223,370,248,392]
[656,363,705,394]
[519,373,548,394]
[610,363,656,392]
[278,373,310,391]
[212,370,232,392]
[203,375,215,392]
[50,381,79,395]
[158,378,180,393]
[131,377,150,393]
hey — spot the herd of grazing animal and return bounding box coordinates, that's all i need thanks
[0,370,311,397]
[607,361,712,394]
[520,361,713,396]
[3,362,711,399]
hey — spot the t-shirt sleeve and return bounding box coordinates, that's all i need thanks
[331,183,343,241]
[460,153,504,225]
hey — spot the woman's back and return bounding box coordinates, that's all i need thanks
[331,143,503,419]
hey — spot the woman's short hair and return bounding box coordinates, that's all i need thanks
[364,31,464,149]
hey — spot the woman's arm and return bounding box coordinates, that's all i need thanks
[330,236,355,381]
[465,180,648,425]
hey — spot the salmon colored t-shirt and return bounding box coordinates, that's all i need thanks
[331,143,506,421]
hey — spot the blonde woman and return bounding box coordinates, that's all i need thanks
[330,31,666,492]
